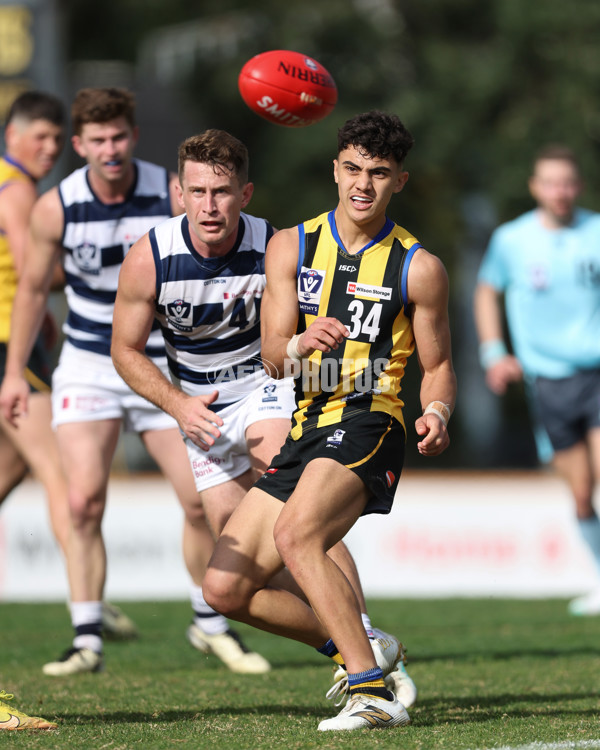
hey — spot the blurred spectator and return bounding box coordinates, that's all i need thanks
[474,144,600,616]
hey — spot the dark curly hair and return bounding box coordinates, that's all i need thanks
[337,111,414,166]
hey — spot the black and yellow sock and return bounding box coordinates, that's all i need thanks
[348,666,394,701]
[317,639,345,667]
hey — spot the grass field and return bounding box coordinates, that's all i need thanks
[1,598,599,748]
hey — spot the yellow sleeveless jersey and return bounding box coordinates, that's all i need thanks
[0,156,33,342]
[290,209,422,439]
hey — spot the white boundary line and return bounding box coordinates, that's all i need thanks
[473,742,600,750]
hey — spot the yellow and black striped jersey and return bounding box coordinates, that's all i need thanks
[290,209,421,439]
[0,155,33,342]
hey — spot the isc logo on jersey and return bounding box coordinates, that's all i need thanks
[298,267,325,315]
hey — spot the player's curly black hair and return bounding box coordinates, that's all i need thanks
[337,110,414,166]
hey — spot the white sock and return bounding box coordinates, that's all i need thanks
[361,613,375,639]
[73,634,103,653]
[70,600,103,654]
[190,585,228,636]
[70,600,103,627]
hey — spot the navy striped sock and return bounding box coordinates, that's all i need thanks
[348,666,393,701]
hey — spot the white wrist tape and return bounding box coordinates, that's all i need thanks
[479,339,508,370]
[423,400,451,427]
[285,334,302,363]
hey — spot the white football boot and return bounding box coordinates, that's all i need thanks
[187,623,271,674]
[318,692,410,731]
[326,631,417,708]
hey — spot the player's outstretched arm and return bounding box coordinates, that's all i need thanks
[261,228,348,378]
[111,236,222,450]
[408,248,457,456]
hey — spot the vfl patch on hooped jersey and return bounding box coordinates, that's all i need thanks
[166,298,193,331]
[73,242,101,274]
[298,267,325,315]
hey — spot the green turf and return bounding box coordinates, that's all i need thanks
[1,598,599,748]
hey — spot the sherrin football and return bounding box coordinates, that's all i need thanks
[238,49,337,127]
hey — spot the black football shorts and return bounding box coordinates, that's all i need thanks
[254,409,406,516]
[531,369,600,451]
[0,335,52,393]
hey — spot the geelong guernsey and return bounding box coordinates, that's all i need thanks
[0,155,33,342]
[59,159,172,358]
[478,208,600,378]
[291,209,420,438]
[150,212,274,410]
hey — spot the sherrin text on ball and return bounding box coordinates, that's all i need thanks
[238,49,337,127]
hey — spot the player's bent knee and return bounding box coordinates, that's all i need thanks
[273,521,308,569]
[68,493,105,529]
[203,569,251,617]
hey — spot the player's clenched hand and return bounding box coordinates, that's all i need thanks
[297,317,349,356]
[414,412,450,457]
[0,374,31,426]
[174,389,224,451]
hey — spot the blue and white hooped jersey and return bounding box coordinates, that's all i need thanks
[150,212,274,409]
[60,159,172,359]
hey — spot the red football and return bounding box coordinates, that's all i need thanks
[238,49,337,128]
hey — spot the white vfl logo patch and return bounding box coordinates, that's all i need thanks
[298,267,325,315]
[166,298,193,331]
[326,429,346,447]
[262,383,277,403]
[347,281,392,301]
[73,242,101,274]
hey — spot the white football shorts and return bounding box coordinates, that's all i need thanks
[51,341,177,433]
[184,374,295,492]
